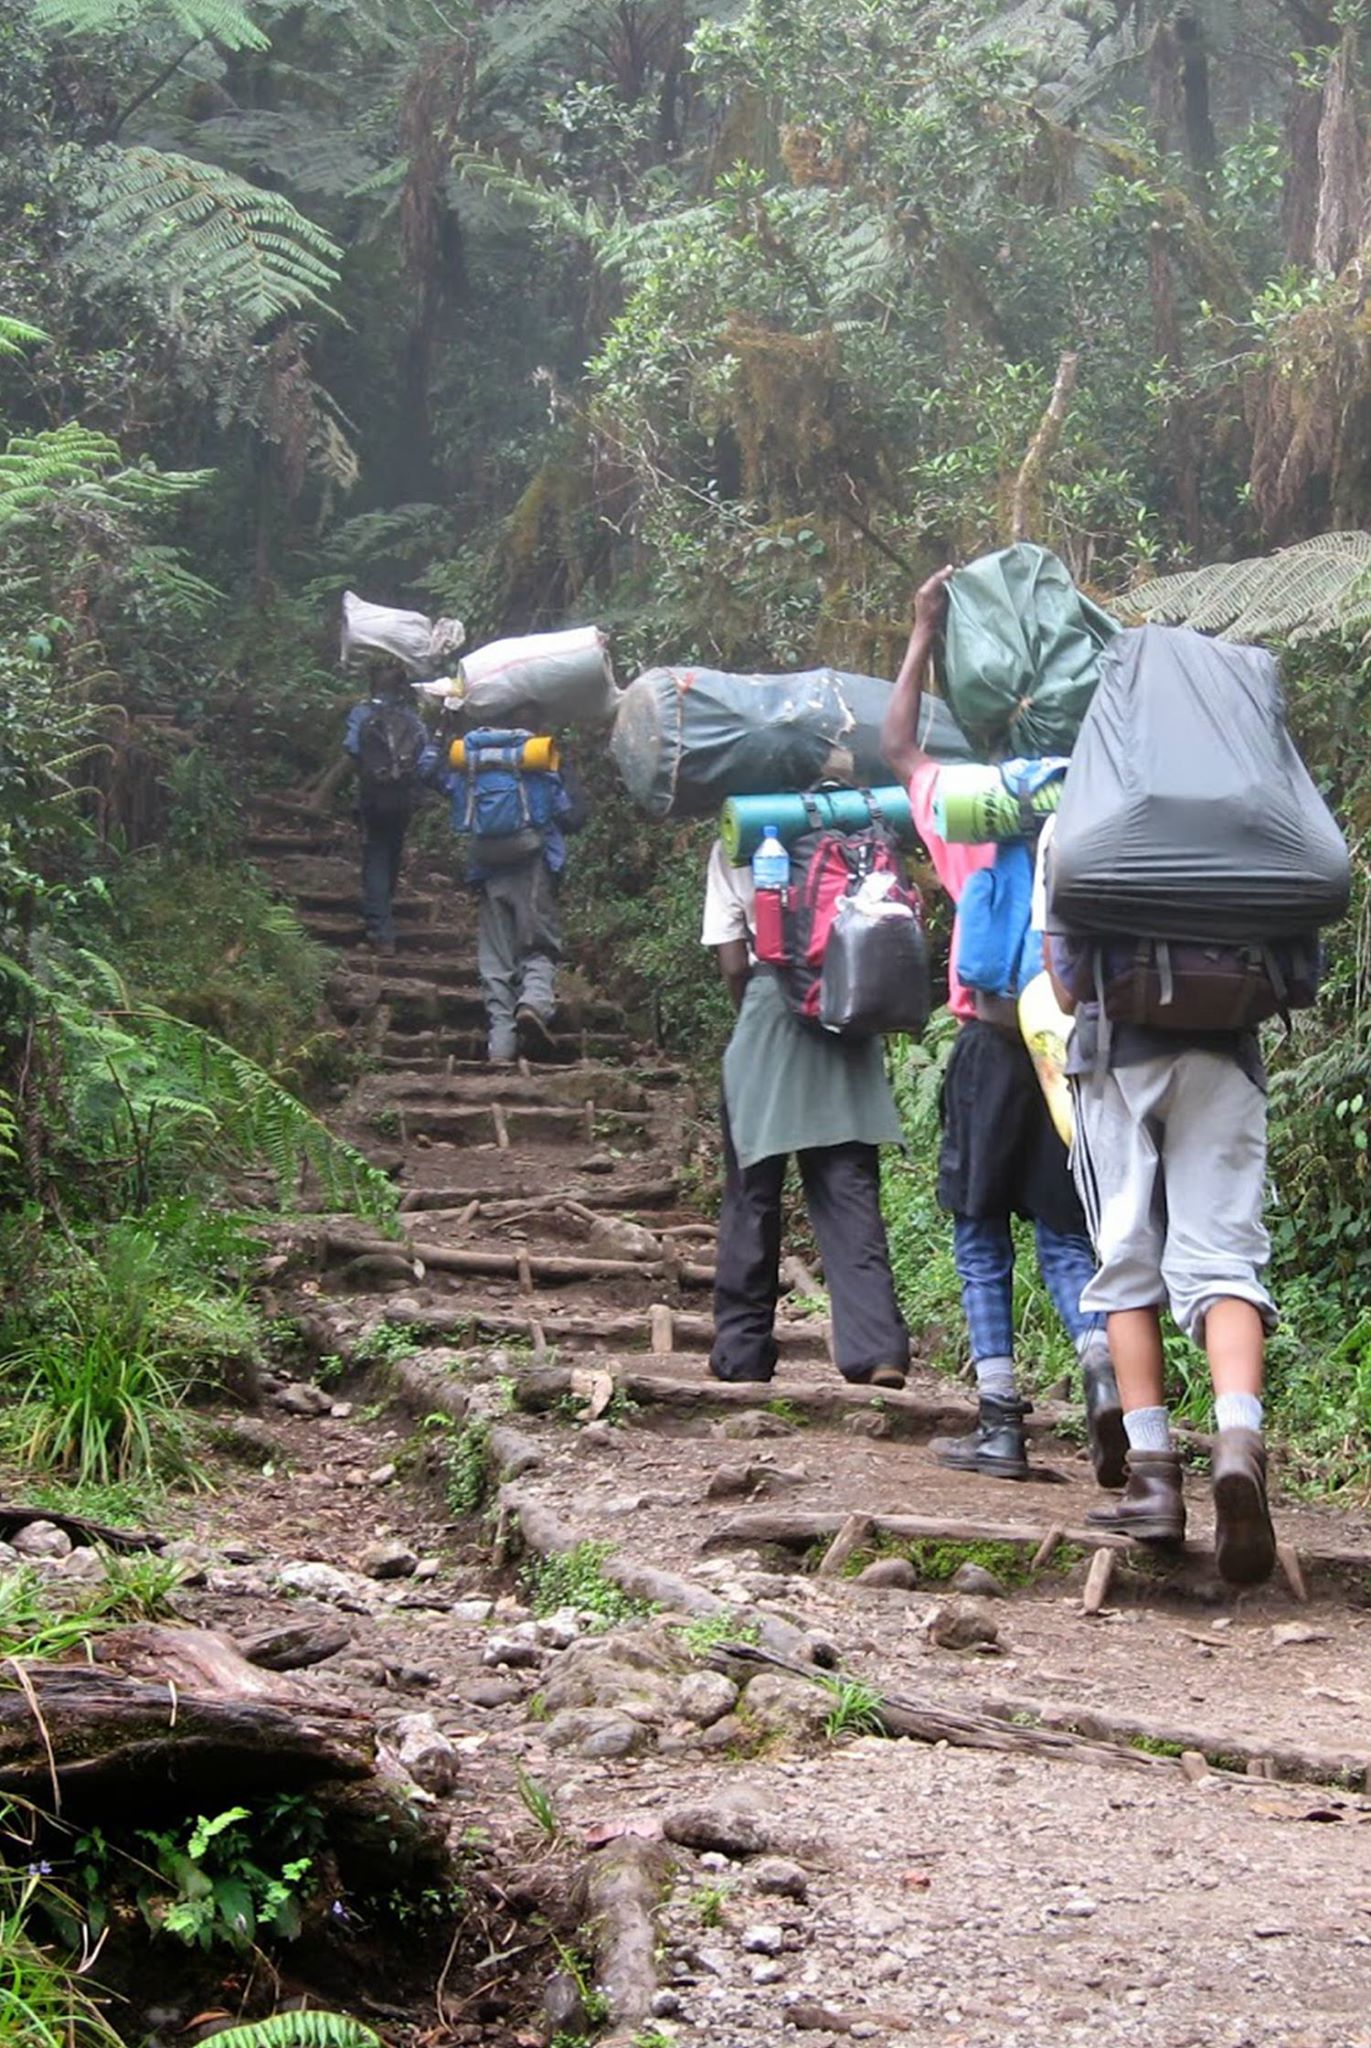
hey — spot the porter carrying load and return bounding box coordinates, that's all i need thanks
[940,543,1116,756]
[1048,624,1351,1030]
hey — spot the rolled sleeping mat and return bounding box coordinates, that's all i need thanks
[449,734,560,772]
[932,763,1063,844]
[721,786,916,865]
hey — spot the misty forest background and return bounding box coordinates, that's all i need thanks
[7,0,1371,1525]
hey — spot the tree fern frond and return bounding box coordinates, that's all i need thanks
[196,2015,383,2048]
[33,0,270,51]
[0,314,48,355]
[449,146,608,244]
[1124,532,1371,645]
[192,112,383,198]
[74,147,343,330]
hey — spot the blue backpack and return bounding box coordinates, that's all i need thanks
[955,760,1065,1002]
[449,727,563,865]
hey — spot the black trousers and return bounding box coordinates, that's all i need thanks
[359,802,409,943]
[710,1098,910,1383]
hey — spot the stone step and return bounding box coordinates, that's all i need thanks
[300,917,471,955]
[248,831,341,859]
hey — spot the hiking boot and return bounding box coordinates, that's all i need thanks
[1085,1450,1185,1544]
[708,1357,775,1384]
[930,1394,1031,1481]
[1211,1427,1276,1587]
[845,1364,908,1390]
[516,1004,557,1061]
[1082,1355,1127,1490]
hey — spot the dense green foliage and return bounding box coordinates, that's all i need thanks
[7,0,1371,2028]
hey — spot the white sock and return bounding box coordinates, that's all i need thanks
[1123,1405,1172,1453]
[1214,1392,1264,1435]
[974,1354,1017,1400]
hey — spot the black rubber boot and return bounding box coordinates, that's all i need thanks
[1082,1356,1127,1491]
[930,1394,1031,1481]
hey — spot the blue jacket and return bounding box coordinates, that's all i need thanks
[343,696,428,760]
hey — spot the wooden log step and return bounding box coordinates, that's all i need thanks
[510,1365,1057,1438]
[396,1177,681,1213]
[385,1307,833,1359]
[701,1504,1369,1595]
[363,1068,650,1110]
[367,1102,652,1147]
[317,1228,713,1287]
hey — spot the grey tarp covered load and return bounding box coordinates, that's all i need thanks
[1050,624,1350,942]
[611,666,971,819]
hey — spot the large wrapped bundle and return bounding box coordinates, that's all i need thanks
[611,666,970,820]
[942,544,1116,755]
[341,591,465,672]
[456,625,617,726]
[1051,625,1350,942]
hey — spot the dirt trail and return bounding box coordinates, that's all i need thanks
[172,803,1371,2045]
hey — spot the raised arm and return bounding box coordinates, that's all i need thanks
[880,565,954,783]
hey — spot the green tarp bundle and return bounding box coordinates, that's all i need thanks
[941,544,1117,756]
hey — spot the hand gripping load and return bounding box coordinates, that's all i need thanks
[1048,624,1350,1031]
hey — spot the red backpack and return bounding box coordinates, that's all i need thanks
[756,811,930,1038]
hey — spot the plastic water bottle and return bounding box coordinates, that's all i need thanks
[752,826,789,963]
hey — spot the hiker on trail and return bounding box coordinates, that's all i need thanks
[342,661,430,956]
[425,701,586,1064]
[1035,618,1353,1585]
[702,837,912,1390]
[880,567,1124,1487]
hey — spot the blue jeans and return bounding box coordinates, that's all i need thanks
[359,802,409,943]
[953,1213,1100,1362]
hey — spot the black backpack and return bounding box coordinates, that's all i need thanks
[358,702,424,807]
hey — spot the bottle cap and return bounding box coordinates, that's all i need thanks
[763,825,778,838]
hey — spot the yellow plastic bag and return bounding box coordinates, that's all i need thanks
[1018,971,1075,1150]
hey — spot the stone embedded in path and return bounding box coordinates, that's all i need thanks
[923,1597,1001,1651]
[534,1607,582,1650]
[663,1799,774,1859]
[56,1547,106,1583]
[741,1923,784,1955]
[540,1628,680,1723]
[464,1676,525,1709]
[12,1521,73,1561]
[390,1710,461,1793]
[739,1671,832,1741]
[1271,1621,1331,1647]
[719,1412,798,1441]
[452,1597,495,1623]
[948,1562,1008,1599]
[277,1559,376,1610]
[545,1706,650,1758]
[239,1614,352,1671]
[274,1381,334,1417]
[361,1539,418,1580]
[855,1558,918,1591]
[675,1671,740,1728]
[483,1634,542,1670]
[752,1858,809,1901]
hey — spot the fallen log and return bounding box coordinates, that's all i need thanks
[709,1641,1166,1775]
[981,1690,1371,1793]
[0,1504,164,1554]
[1,1626,374,1808]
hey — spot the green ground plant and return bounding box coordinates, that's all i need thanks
[819,1676,888,1741]
[520,1541,654,1626]
[515,1765,561,1842]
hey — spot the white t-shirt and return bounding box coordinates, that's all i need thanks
[701,838,757,949]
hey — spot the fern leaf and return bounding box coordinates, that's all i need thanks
[33,0,271,52]
[1124,532,1371,644]
[0,314,47,355]
[74,147,342,330]
[185,2017,383,2048]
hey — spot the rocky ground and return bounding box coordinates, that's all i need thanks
[17,796,1371,2048]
